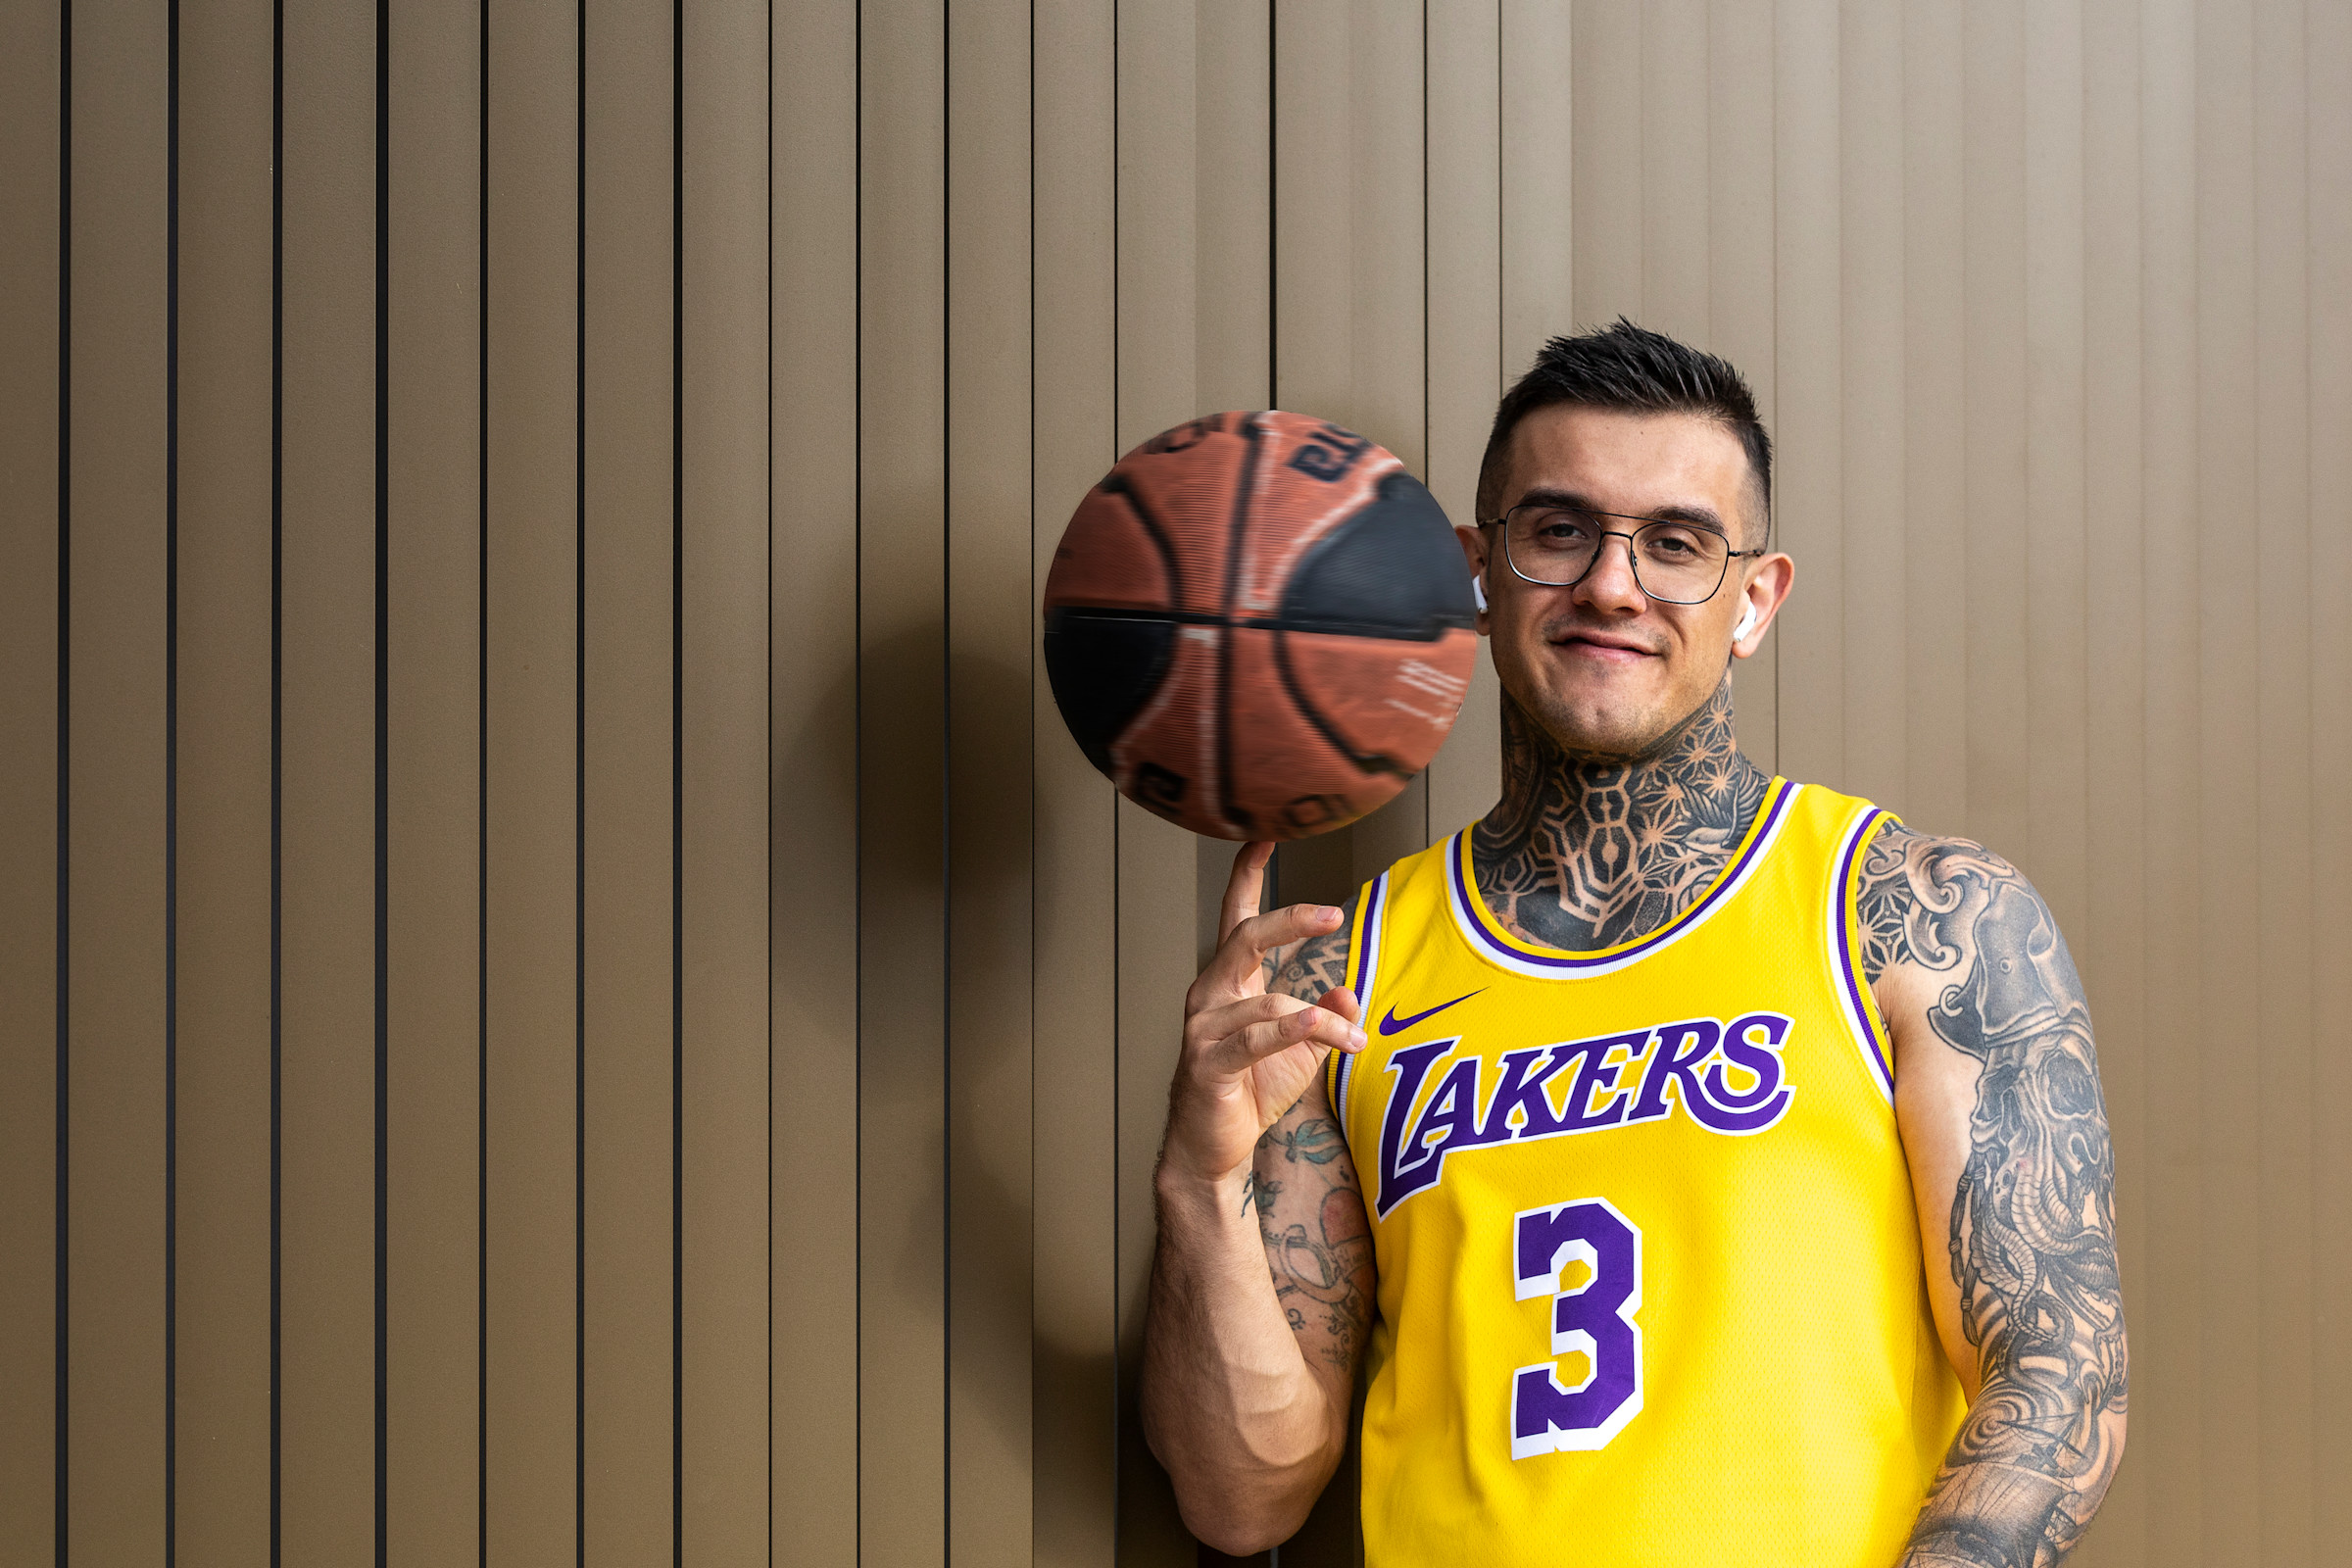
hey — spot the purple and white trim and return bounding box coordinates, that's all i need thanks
[1444,780,1800,980]
[1830,805,1896,1102]
[1331,870,1390,1128]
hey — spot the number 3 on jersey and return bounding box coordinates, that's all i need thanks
[1511,1198,1642,1457]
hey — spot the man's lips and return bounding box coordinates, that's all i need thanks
[1550,628,1662,659]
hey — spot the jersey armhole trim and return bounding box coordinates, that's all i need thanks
[1832,805,1899,1103]
[1329,869,1391,1132]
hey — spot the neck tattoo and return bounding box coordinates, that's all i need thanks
[1470,680,1772,952]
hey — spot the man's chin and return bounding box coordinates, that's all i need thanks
[1522,696,1678,761]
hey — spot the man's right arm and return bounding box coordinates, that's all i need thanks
[1141,848,1374,1555]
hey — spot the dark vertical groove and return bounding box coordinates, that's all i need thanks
[761,0,777,1553]
[572,1,589,1562]
[372,0,392,1555]
[938,0,952,1555]
[850,0,863,1556]
[269,0,286,1556]
[668,0,684,1555]
[165,0,181,1557]
[53,1,71,1560]
[474,0,490,1553]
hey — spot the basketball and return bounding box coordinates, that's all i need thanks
[1043,411,1480,841]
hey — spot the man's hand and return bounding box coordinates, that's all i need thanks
[1142,842,1372,1555]
[1161,842,1367,1191]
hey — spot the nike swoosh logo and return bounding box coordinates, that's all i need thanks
[1378,990,1484,1036]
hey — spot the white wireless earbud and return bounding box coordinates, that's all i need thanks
[1472,574,1489,612]
[1734,602,1759,643]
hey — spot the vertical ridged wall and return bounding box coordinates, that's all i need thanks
[0,2,2342,1564]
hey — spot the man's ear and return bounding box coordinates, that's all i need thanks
[1730,553,1795,659]
[1456,524,1491,636]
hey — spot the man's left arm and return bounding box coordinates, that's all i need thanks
[1861,824,2130,1568]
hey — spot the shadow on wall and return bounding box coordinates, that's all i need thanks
[777,612,1098,1483]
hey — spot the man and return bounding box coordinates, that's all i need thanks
[1140,322,2128,1567]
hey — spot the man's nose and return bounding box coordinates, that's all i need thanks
[1573,532,1649,614]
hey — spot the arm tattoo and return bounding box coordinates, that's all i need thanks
[1252,916,1375,1373]
[1865,825,2129,1568]
[1252,1099,1373,1370]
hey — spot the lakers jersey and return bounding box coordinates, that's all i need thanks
[1324,780,1965,1566]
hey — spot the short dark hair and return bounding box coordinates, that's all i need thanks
[1476,318,1773,545]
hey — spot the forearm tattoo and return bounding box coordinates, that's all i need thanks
[1863,825,2129,1568]
[1472,680,1771,952]
[1253,1102,1374,1370]
[1251,922,1376,1374]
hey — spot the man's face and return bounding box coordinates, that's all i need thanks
[1463,405,1786,760]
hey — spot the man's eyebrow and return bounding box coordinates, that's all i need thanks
[1508,486,1731,533]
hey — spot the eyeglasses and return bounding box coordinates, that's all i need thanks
[1486,503,1763,606]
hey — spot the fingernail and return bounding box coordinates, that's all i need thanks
[1320,906,1342,922]
[1298,1007,1321,1031]
[1347,1026,1367,1051]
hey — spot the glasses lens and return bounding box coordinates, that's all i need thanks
[1504,507,1601,583]
[1503,507,1732,603]
[1630,520,1731,602]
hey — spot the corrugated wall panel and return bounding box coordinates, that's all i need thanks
[3,4,2347,1563]
[677,0,770,1546]
[275,0,381,1550]
[64,0,172,1556]
[858,0,950,1560]
[383,0,483,1548]
[2137,0,2203,1558]
[482,0,580,1552]
[174,0,275,1553]
[2192,2,2264,1556]
[580,0,673,1551]
[769,0,860,1555]
[2249,4,2313,1558]
[1028,2,1120,1562]
[945,0,1035,1559]
[0,0,61,1553]
[2307,9,2352,1556]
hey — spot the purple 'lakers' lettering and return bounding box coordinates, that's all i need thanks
[1551,1030,1649,1132]
[1476,1046,1574,1141]
[1375,1039,1460,1215]
[1625,1018,1719,1125]
[1696,1013,1794,1132]
[1374,1014,1798,1215]
[1404,1056,1486,1164]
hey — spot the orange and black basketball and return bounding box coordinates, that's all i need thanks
[1043,411,1479,841]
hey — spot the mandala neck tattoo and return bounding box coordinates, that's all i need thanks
[1470,679,1772,952]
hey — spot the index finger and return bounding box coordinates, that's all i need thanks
[1217,841,1277,947]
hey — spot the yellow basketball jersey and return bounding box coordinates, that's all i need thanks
[1324,779,1965,1566]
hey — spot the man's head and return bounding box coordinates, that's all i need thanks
[1460,320,1794,760]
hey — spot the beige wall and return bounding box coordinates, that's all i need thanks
[1,1,2344,1564]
